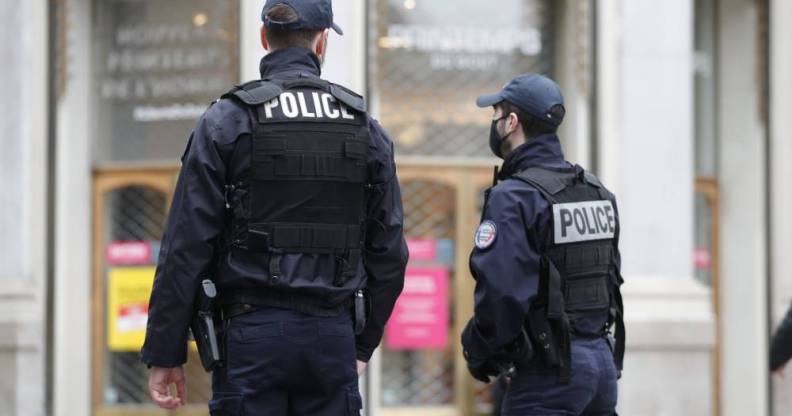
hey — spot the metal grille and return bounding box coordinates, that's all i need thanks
[382,180,455,406]
[370,0,557,158]
[103,186,211,405]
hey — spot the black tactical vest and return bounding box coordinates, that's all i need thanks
[513,165,625,381]
[223,76,370,290]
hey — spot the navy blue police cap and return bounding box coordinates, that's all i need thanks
[262,0,343,35]
[476,74,565,126]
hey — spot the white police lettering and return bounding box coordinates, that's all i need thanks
[296,92,315,118]
[263,97,280,118]
[340,104,356,120]
[261,91,357,121]
[322,93,340,119]
[281,92,299,118]
[553,200,615,244]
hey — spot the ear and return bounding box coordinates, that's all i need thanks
[507,112,520,134]
[315,29,329,56]
[260,25,270,51]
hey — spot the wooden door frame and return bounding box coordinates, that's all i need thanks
[91,166,181,415]
[695,176,721,416]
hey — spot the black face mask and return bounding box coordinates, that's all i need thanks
[489,116,509,159]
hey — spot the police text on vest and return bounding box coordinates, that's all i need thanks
[553,200,615,244]
[263,91,356,120]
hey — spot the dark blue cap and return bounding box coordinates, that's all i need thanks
[476,74,565,126]
[262,0,343,35]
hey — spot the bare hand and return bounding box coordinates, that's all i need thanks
[357,360,368,376]
[775,363,787,378]
[148,366,186,409]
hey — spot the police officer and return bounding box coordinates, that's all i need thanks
[461,74,625,415]
[141,1,408,414]
[771,302,792,377]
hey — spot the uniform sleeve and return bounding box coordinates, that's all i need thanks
[462,185,545,359]
[141,113,228,368]
[770,303,792,370]
[355,120,409,362]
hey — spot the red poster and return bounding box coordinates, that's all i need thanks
[385,266,449,350]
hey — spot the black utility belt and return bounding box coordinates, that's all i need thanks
[220,289,367,335]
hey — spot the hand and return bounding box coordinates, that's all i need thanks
[148,366,186,409]
[774,363,787,378]
[357,360,368,376]
[465,354,499,384]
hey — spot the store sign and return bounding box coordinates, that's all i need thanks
[106,241,153,265]
[107,267,155,352]
[94,0,239,162]
[386,267,449,350]
[406,238,437,262]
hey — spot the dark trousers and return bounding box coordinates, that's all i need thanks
[502,338,618,416]
[209,307,362,416]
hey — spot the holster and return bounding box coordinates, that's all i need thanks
[190,279,223,372]
[353,289,368,335]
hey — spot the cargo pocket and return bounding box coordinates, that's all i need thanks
[346,386,363,416]
[208,394,244,416]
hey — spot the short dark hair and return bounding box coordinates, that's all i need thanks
[264,4,323,50]
[497,101,563,138]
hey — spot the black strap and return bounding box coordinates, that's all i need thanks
[512,167,570,201]
[611,274,626,374]
[546,259,564,320]
[247,223,362,254]
[544,258,572,382]
[329,84,366,112]
[269,252,282,284]
[220,289,353,317]
[225,81,283,106]
[252,154,368,182]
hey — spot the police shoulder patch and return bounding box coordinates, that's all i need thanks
[474,221,498,249]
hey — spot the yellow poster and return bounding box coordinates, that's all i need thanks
[107,267,155,352]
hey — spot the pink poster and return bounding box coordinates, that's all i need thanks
[107,241,152,266]
[406,238,437,262]
[385,266,449,350]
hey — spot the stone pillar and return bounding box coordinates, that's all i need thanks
[769,0,792,414]
[53,0,93,414]
[717,0,769,414]
[597,0,715,414]
[0,0,49,415]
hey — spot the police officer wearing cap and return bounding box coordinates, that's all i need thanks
[141,1,409,414]
[461,74,625,415]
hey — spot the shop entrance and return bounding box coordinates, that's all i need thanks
[89,162,496,416]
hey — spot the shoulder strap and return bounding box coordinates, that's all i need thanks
[282,78,366,112]
[329,83,366,113]
[512,167,569,203]
[223,80,283,106]
[225,78,367,114]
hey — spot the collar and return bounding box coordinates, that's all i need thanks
[499,134,568,179]
[259,47,322,80]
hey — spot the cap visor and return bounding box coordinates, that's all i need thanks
[476,92,504,108]
[332,23,344,35]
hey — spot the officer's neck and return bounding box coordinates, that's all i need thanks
[260,47,322,79]
[499,134,567,178]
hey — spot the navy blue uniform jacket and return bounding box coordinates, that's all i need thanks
[462,135,621,359]
[141,48,409,368]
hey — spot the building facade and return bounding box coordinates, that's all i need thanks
[1,0,791,415]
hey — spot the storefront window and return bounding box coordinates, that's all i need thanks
[369,0,558,411]
[92,0,239,164]
[369,0,557,158]
[694,0,717,286]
